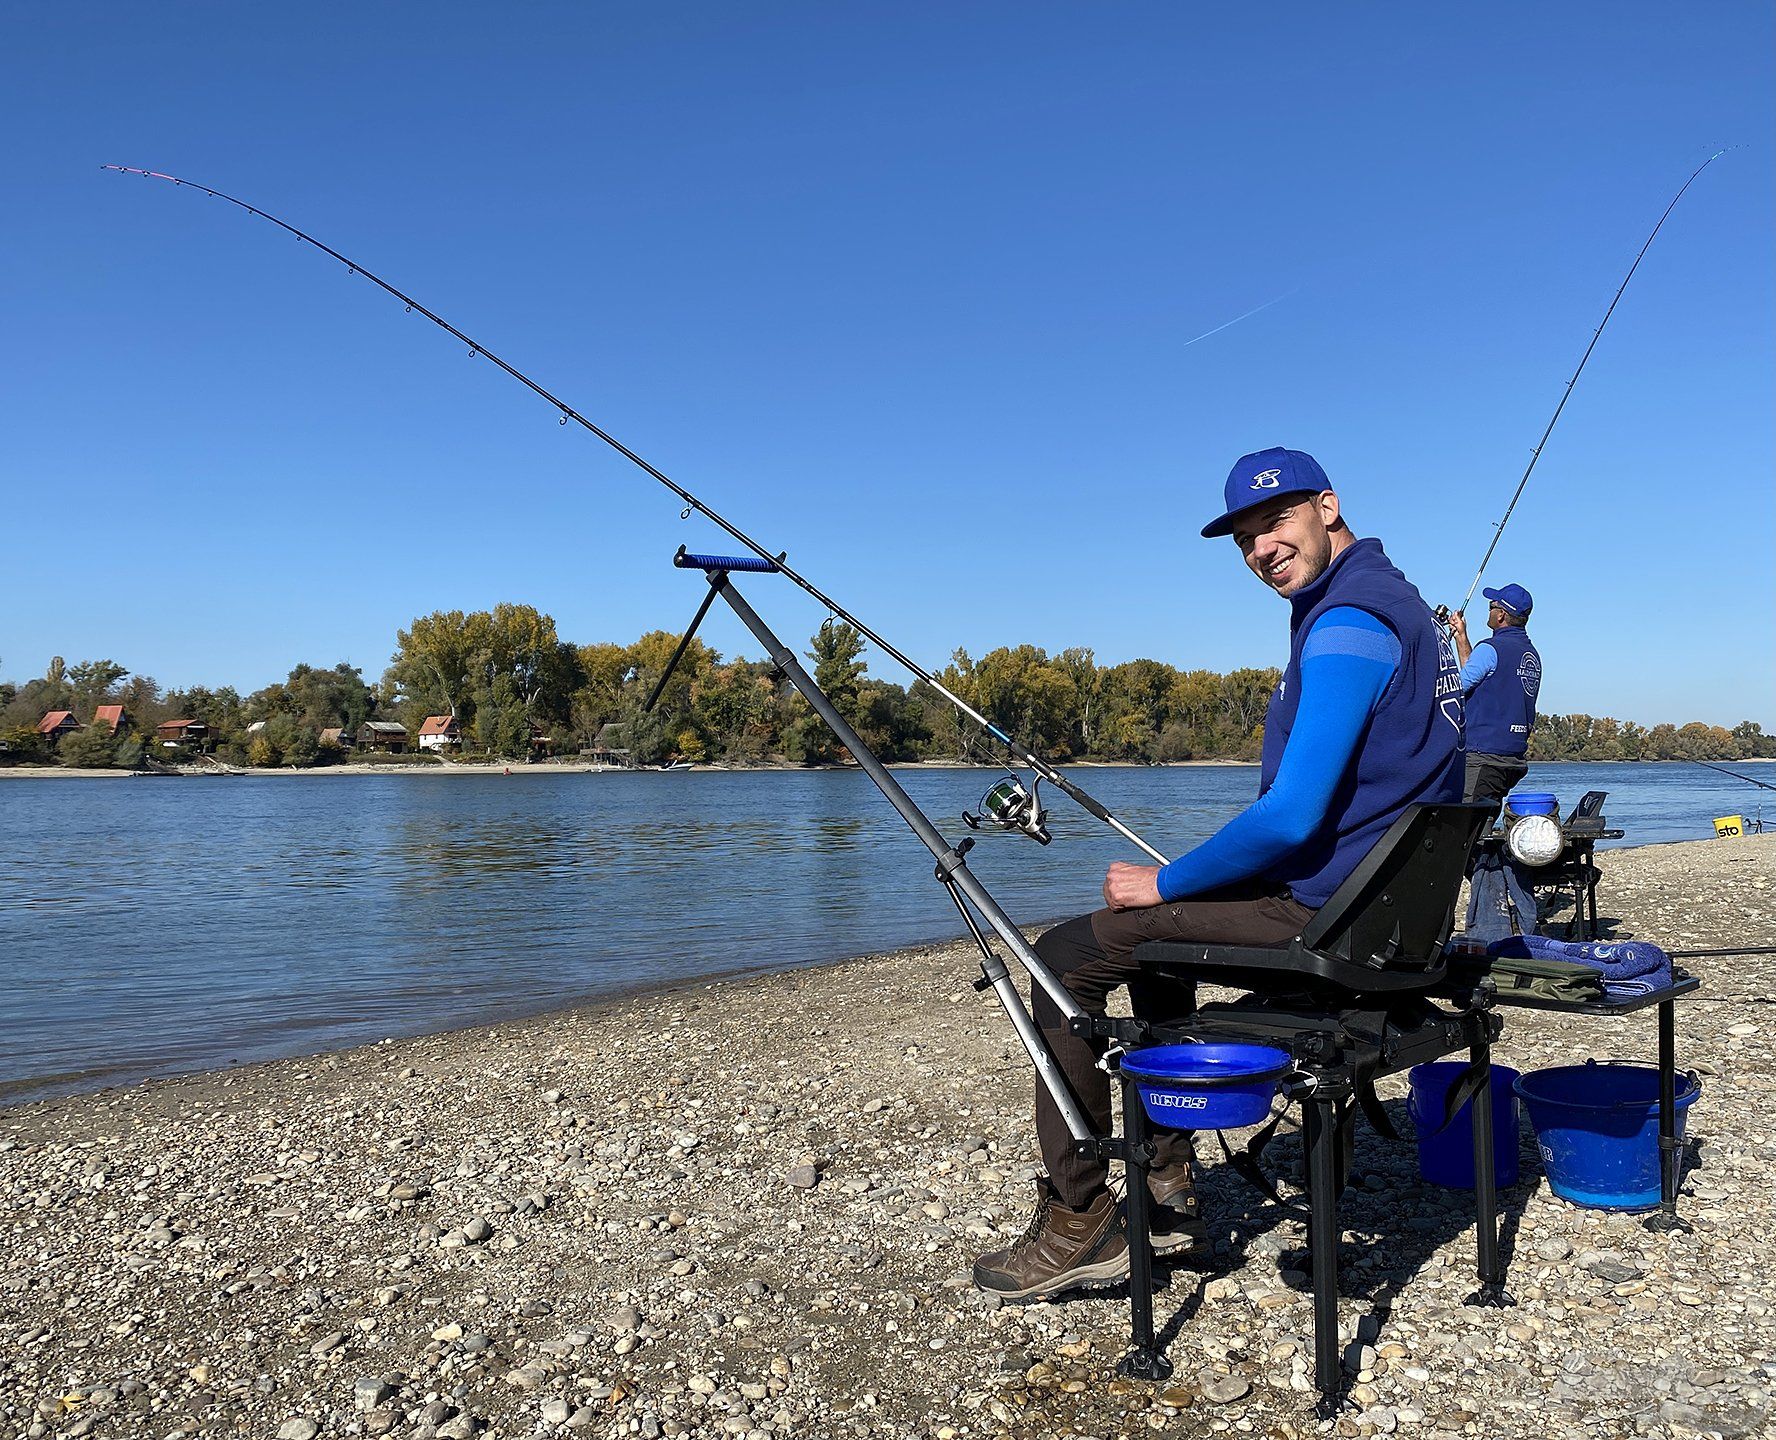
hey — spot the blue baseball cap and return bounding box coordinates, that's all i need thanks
[1482,583,1533,618]
[1201,447,1332,538]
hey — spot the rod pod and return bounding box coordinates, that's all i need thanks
[671,554,1098,1145]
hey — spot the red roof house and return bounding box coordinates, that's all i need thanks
[92,705,129,735]
[417,715,461,751]
[37,710,82,743]
[155,719,211,748]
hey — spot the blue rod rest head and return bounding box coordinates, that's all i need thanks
[673,546,781,573]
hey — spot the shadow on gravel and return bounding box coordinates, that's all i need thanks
[1137,1095,1539,1360]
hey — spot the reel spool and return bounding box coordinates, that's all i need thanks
[963,775,1052,845]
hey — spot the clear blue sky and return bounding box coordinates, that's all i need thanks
[4,4,1771,726]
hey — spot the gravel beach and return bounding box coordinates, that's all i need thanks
[4,834,1773,1440]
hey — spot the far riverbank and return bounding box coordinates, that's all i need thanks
[2,757,1250,779]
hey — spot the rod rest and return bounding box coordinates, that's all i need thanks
[673,545,781,573]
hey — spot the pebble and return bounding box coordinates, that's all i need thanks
[1201,1375,1251,1404]
[276,1423,318,1440]
[353,1377,392,1410]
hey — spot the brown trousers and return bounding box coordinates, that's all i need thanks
[1031,884,1315,1208]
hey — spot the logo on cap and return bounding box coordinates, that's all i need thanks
[1251,469,1282,490]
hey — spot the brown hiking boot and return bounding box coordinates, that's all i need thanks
[972,1178,1129,1301]
[1147,1159,1211,1259]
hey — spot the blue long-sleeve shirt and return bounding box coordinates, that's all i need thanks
[1155,606,1401,903]
[1458,639,1498,693]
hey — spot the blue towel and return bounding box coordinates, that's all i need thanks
[1488,934,1672,997]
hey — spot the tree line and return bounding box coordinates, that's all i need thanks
[3,602,1774,769]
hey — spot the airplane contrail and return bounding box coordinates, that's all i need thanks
[1177,287,1300,349]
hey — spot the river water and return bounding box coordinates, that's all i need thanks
[0,762,1763,1102]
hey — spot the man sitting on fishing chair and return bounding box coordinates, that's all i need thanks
[973,447,1464,1301]
[1447,583,1541,808]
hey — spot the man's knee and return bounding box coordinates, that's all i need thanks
[1035,914,1098,980]
[1033,913,1111,1017]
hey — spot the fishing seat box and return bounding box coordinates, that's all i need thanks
[1085,803,1507,1412]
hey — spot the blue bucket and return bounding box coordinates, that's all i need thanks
[1120,1044,1290,1130]
[1408,1061,1521,1189]
[1515,1061,1701,1211]
[1504,790,1559,817]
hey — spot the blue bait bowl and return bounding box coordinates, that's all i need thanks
[1120,1043,1291,1130]
[1505,791,1559,817]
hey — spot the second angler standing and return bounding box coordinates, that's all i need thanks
[1449,583,1542,806]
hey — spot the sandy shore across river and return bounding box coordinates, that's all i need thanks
[3,836,1773,1440]
[0,759,1247,780]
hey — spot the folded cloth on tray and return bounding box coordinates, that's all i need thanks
[1488,934,1672,998]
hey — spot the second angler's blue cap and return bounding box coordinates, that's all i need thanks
[1202,447,1332,538]
[1483,583,1533,617]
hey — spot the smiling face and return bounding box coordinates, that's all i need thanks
[1230,490,1350,598]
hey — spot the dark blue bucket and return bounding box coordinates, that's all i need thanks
[1407,1061,1521,1189]
[1515,1061,1701,1211]
[1120,1044,1291,1130]
[1504,790,1559,817]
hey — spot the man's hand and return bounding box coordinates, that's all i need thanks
[1103,861,1164,911]
[1446,608,1472,664]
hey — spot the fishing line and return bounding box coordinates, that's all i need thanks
[103,164,1167,862]
[1444,150,1732,619]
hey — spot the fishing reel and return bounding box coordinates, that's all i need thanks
[963,774,1052,845]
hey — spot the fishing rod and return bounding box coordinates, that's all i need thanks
[1440,151,1729,622]
[103,165,1166,862]
[1693,759,1776,792]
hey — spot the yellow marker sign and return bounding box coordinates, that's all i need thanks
[1714,815,1745,839]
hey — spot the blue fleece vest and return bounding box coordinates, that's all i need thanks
[1259,537,1465,908]
[1464,625,1540,757]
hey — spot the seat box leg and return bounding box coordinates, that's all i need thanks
[1464,1036,1514,1308]
[1304,1095,1343,1414]
[1117,1073,1174,1381]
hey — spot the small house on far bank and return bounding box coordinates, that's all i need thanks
[318,727,353,751]
[155,718,210,750]
[585,722,635,767]
[38,710,82,747]
[418,715,461,752]
[529,721,556,758]
[92,705,129,736]
[358,720,409,753]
